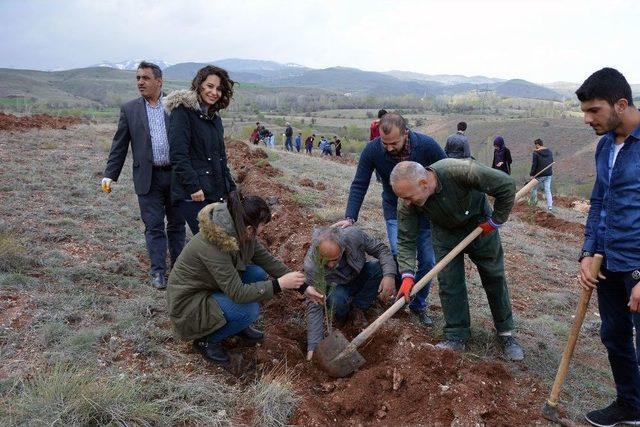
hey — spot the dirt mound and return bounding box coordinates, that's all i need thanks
[299,178,326,190]
[224,139,547,425]
[0,112,84,132]
[512,203,585,235]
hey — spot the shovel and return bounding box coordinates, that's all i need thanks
[315,176,542,377]
[541,253,603,425]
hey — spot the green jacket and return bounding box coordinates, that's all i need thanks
[397,158,515,275]
[166,202,289,340]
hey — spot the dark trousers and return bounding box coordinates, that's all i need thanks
[432,223,514,340]
[285,137,293,151]
[597,265,640,409]
[176,200,212,235]
[326,261,382,322]
[137,169,186,276]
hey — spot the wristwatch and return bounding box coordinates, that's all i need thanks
[578,250,593,262]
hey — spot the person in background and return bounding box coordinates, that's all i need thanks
[491,136,512,175]
[165,65,236,235]
[305,133,315,155]
[102,61,185,290]
[334,135,342,157]
[166,192,323,367]
[445,121,471,159]
[284,122,294,151]
[295,132,302,153]
[528,138,554,211]
[319,136,332,155]
[575,67,640,427]
[370,109,387,141]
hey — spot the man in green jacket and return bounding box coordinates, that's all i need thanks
[390,159,524,361]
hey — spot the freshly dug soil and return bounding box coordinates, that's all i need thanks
[224,139,547,425]
[0,112,84,131]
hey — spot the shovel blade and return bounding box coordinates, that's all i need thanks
[313,330,366,378]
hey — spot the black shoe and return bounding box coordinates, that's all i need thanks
[410,308,434,327]
[193,339,230,365]
[151,273,166,290]
[586,399,640,427]
[238,326,264,342]
[497,335,525,361]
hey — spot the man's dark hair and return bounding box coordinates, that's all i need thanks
[138,61,162,79]
[191,65,235,111]
[534,138,543,146]
[576,67,634,107]
[380,113,408,135]
[377,109,388,119]
[457,121,467,132]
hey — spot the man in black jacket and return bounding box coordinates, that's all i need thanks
[284,122,293,151]
[102,61,186,290]
[528,138,554,211]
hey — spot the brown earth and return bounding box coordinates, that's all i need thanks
[0,112,84,132]
[512,202,585,236]
[224,139,549,425]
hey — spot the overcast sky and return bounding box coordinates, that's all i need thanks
[1,0,638,84]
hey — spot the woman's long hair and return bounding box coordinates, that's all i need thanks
[190,65,235,112]
[227,191,271,251]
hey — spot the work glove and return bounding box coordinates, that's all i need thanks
[478,217,502,236]
[101,177,113,193]
[396,276,415,302]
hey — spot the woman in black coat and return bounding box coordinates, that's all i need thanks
[165,66,236,234]
[491,136,513,175]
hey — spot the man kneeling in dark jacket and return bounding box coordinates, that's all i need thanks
[303,226,397,360]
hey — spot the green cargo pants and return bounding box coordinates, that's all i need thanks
[431,222,514,341]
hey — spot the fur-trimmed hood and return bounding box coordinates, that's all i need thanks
[163,89,201,115]
[196,202,239,253]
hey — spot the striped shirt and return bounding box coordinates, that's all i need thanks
[145,96,170,166]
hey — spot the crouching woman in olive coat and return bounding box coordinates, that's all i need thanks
[167,192,322,366]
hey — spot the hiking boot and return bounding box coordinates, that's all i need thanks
[435,339,466,352]
[151,273,166,290]
[193,339,230,365]
[410,308,434,327]
[498,335,525,361]
[350,307,369,330]
[238,326,264,343]
[585,399,640,427]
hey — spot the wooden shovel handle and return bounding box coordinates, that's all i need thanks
[349,178,540,349]
[547,253,603,406]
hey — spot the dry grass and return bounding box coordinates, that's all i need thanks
[248,365,299,427]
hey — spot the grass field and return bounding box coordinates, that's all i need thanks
[0,121,616,425]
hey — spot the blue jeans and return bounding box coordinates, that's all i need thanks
[326,261,382,322]
[176,199,213,235]
[207,265,267,345]
[530,175,553,209]
[597,264,640,409]
[285,137,293,151]
[386,217,435,312]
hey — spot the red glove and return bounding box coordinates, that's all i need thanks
[478,218,502,236]
[396,276,415,302]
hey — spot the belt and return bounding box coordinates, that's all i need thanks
[153,164,172,171]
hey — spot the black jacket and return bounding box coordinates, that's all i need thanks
[529,147,553,177]
[492,148,512,175]
[165,90,236,203]
[104,96,169,195]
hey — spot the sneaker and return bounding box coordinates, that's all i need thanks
[238,326,264,343]
[192,339,230,365]
[151,273,166,290]
[498,335,524,361]
[585,399,640,427]
[410,308,434,327]
[435,339,466,352]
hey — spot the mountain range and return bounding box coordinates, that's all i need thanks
[78,58,563,101]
